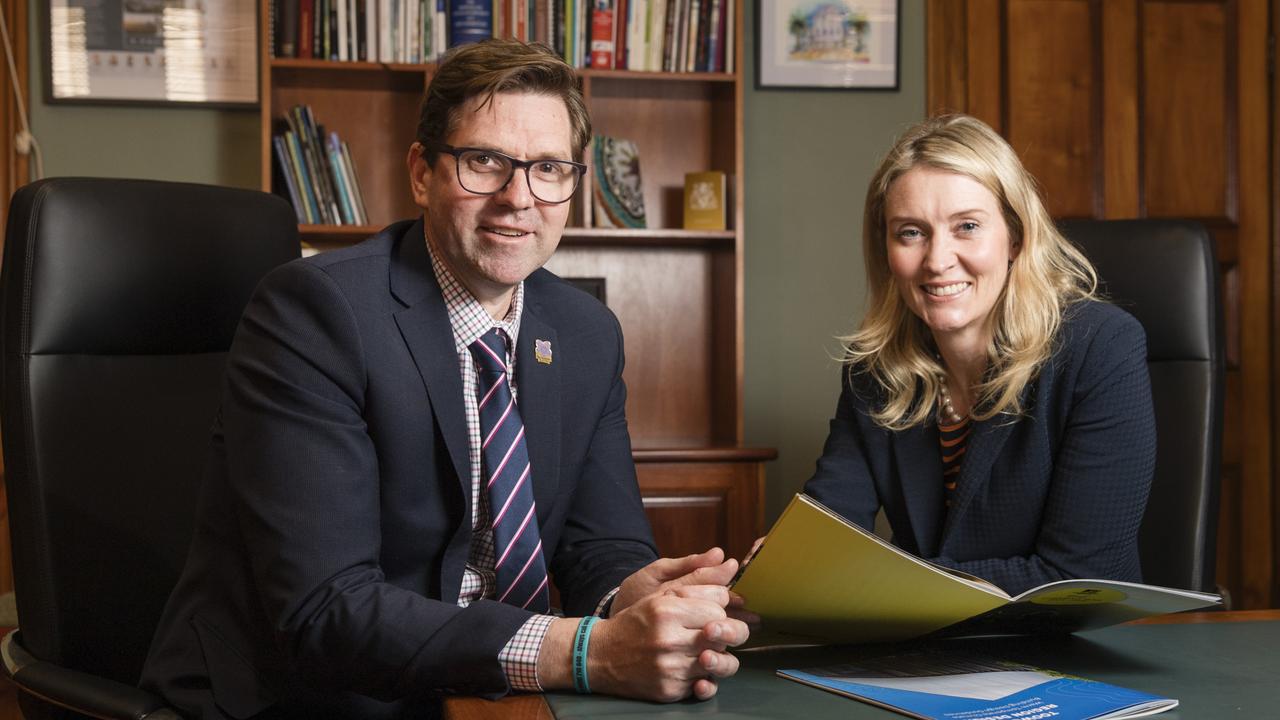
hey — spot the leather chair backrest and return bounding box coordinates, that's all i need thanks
[0,178,299,685]
[1059,219,1223,594]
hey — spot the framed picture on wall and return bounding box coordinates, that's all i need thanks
[756,0,900,90]
[44,0,258,107]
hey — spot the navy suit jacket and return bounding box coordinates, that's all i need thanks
[803,301,1156,595]
[141,220,657,719]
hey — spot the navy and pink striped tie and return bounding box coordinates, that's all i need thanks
[470,329,550,613]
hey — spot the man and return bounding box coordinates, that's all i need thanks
[141,39,749,719]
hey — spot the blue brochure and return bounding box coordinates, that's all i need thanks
[779,651,1176,720]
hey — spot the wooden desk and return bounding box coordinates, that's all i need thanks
[444,610,1280,719]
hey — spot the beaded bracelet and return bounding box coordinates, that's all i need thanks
[571,616,598,694]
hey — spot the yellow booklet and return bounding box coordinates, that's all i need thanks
[731,494,1222,648]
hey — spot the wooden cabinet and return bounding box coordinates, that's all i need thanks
[256,2,772,559]
[635,450,769,561]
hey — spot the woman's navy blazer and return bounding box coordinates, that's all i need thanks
[804,300,1156,595]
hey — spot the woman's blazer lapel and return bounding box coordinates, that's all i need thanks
[941,417,1018,546]
[891,424,946,557]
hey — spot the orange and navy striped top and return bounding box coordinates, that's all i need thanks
[939,415,972,508]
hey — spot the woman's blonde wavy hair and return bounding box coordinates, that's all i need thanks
[843,114,1098,430]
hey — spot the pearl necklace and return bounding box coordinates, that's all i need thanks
[937,375,966,424]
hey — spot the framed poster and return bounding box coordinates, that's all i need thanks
[45,0,258,107]
[757,0,900,90]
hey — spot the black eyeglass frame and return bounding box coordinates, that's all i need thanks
[425,142,587,205]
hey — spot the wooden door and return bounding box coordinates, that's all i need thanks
[926,0,1275,608]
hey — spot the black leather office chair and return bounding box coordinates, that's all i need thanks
[1060,219,1224,597]
[0,178,299,719]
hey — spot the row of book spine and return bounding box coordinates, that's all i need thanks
[273,105,370,226]
[587,0,734,73]
[270,0,734,72]
[272,0,448,64]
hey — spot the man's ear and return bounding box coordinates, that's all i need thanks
[407,142,432,209]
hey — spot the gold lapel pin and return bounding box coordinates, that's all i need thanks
[534,339,553,365]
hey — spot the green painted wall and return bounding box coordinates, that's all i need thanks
[743,1,926,521]
[23,0,926,525]
[26,0,259,188]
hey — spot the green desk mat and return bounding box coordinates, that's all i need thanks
[546,619,1279,718]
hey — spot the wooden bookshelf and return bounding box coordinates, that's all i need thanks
[258,1,770,561]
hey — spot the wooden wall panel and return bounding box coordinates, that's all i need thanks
[927,0,969,114]
[1006,1,1097,218]
[1141,2,1232,219]
[1103,0,1140,218]
[967,0,1005,130]
[1232,0,1273,610]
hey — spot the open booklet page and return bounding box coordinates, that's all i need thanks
[779,650,1177,720]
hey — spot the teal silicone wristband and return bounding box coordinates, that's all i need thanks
[572,616,598,694]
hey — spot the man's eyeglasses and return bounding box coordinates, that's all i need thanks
[426,143,586,204]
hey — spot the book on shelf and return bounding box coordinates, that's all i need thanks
[436,0,449,59]
[613,0,628,68]
[589,0,615,67]
[577,0,591,67]
[685,0,699,71]
[325,133,356,223]
[779,650,1177,720]
[297,0,314,57]
[682,170,726,230]
[731,494,1222,648]
[336,0,349,60]
[282,131,320,223]
[706,0,722,72]
[723,0,733,72]
[551,0,564,59]
[592,135,647,228]
[663,0,677,70]
[278,0,300,57]
[565,0,576,65]
[272,136,307,223]
[694,0,711,70]
[356,0,367,61]
[646,0,666,71]
[321,0,332,59]
[450,0,493,47]
[339,141,370,225]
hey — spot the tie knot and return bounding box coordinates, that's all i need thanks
[469,329,509,375]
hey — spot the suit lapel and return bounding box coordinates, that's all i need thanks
[892,423,945,557]
[389,220,472,503]
[943,415,1017,544]
[514,299,562,516]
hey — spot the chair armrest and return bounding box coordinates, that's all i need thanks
[2,629,182,720]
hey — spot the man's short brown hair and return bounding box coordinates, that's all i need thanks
[415,38,591,163]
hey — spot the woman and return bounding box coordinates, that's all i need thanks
[803,114,1156,595]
